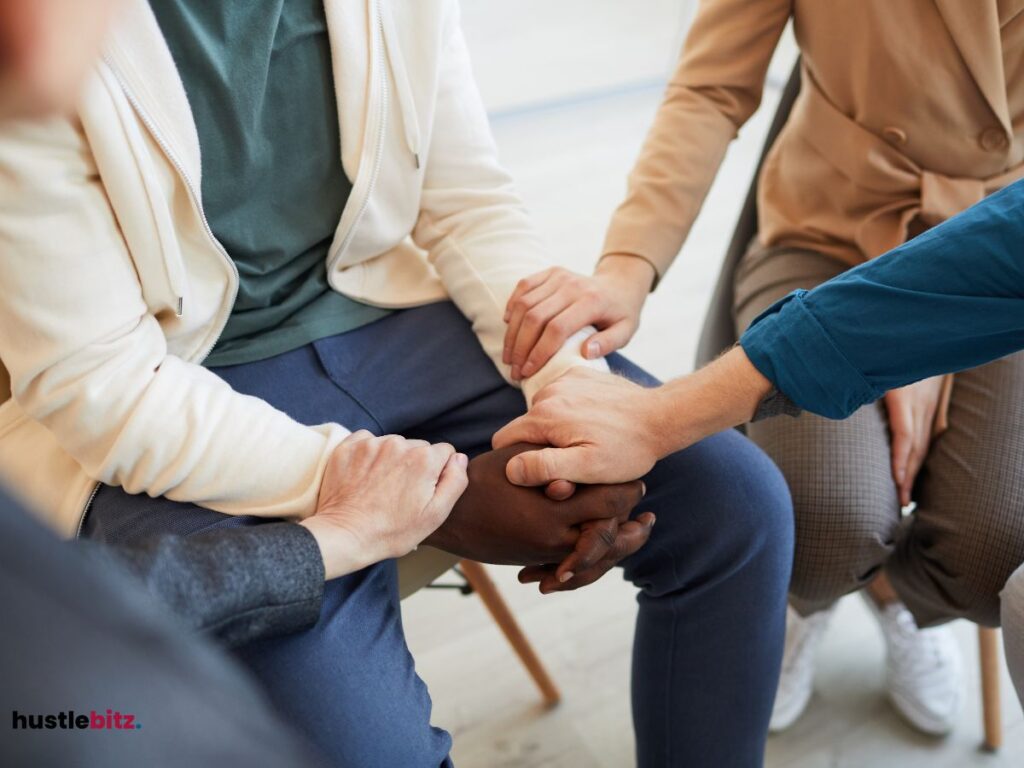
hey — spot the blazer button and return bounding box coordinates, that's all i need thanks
[979,127,1009,152]
[882,126,908,145]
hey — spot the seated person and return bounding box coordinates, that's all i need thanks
[500,0,1024,736]
[0,1,793,765]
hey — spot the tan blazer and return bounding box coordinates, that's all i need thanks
[603,0,1024,278]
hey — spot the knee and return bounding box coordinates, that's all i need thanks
[787,493,894,608]
[651,429,794,580]
[939,516,1024,627]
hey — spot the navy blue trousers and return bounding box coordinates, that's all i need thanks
[84,302,793,768]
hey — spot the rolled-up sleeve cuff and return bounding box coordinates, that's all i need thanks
[739,291,878,420]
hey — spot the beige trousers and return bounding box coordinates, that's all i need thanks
[734,243,1024,627]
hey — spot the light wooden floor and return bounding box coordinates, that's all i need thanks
[401,5,1024,766]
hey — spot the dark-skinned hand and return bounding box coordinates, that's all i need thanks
[424,443,655,593]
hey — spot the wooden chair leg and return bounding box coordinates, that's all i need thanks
[460,560,561,708]
[978,626,1002,751]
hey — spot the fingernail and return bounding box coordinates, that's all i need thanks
[586,341,601,359]
[507,457,525,484]
[640,481,647,497]
[456,453,469,468]
[521,361,536,378]
[511,365,520,380]
[559,571,574,583]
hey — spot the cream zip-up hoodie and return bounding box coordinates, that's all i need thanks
[0,0,605,536]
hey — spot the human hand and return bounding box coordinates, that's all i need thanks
[494,347,774,488]
[492,368,668,486]
[302,431,469,579]
[502,256,655,381]
[884,376,946,507]
[517,513,656,594]
[424,444,651,590]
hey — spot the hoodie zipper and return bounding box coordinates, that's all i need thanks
[103,59,240,363]
[327,0,389,269]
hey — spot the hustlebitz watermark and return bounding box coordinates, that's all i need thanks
[11,710,142,731]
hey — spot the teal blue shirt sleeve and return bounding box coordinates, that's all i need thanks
[740,179,1024,419]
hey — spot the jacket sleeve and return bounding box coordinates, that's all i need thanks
[410,4,608,405]
[602,0,792,282]
[740,180,1024,419]
[0,115,347,518]
[90,523,325,648]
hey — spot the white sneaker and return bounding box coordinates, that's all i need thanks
[770,604,834,732]
[862,593,964,735]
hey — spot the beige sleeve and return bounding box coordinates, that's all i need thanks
[0,115,347,520]
[601,0,792,284]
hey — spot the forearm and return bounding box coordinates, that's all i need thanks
[601,0,790,281]
[741,180,1024,419]
[652,347,773,455]
[96,523,325,648]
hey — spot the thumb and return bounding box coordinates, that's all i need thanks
[426,453,470,518]
[506,445,590,486]
[583,321,635,360]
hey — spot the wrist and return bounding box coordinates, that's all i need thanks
[596,254,657,294]
[637,385,680,461]
[422,521,457,554]
[299,517,369,581]
[659,347,774,450]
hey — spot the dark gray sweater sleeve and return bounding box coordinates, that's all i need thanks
[86,523,325,648]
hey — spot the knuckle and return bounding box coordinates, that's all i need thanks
[596,526,617,550]
[381,435,406,454]
[524,308,545,326]
[548,317,569,336]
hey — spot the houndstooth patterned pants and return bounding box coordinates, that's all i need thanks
[734,241,1024,627]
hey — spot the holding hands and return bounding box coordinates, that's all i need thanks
[426,444,655,594]
[304,432,655,595]
[502,256,655,381]
[493,368,669,486]
[304,431,469,579]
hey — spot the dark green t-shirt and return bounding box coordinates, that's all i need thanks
[150,0,391,367]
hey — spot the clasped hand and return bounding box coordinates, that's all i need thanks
[427,444,655,594]
[309,432,653,594]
